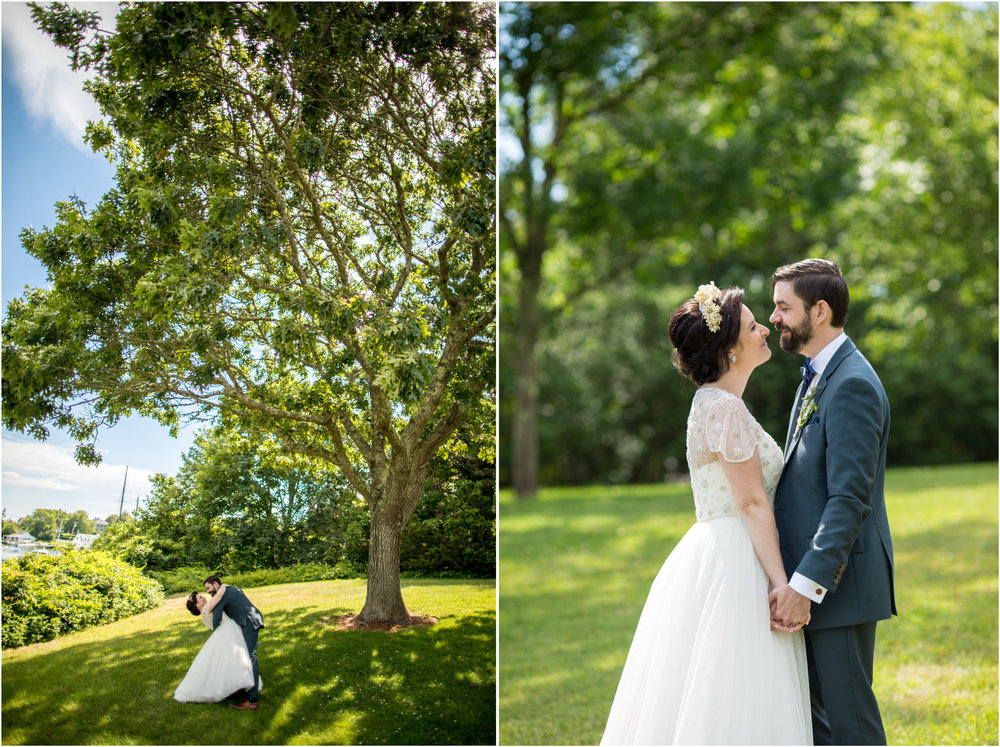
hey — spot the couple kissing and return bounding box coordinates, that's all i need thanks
[173,575,265,710]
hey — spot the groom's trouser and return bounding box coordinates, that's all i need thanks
[240,624,260,702]
[804,622,885,746]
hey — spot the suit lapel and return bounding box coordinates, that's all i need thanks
[784,381,806,451]
[782,336,857,465]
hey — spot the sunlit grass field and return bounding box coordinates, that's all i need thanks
[499,463,997,745]
[2,579,495,745]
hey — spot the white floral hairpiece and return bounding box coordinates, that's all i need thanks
[694,282,723,333]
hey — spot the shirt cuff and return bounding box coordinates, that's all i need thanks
[790,572,827,603]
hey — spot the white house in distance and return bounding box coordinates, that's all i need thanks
[72,533,99,550]
[95,518,109,533]
[4,530,36,545]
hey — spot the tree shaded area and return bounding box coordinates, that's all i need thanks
[500,2,998,493]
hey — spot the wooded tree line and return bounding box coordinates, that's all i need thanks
[2,509,131,542]
[500,2,998,495]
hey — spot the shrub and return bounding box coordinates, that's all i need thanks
[1,550,164,649]
[148,562,364,595]
[224,562,363,589]
[145,565,217,596]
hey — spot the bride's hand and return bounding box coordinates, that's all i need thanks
[769,588,809,632]
[771,616,808,633]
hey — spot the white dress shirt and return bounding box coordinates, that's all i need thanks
[787,332,848,604]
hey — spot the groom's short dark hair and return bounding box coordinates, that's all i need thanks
[203,574,222,587]
[772,258,849,327]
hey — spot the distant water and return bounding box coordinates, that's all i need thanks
[1,545,61,561]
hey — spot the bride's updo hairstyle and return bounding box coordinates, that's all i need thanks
[668,286,745,385]
[186,591,201,616]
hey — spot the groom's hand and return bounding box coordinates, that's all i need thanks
[769,585,811,630]
[769,595,799,632]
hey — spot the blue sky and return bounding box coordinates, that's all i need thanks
[2,3,197,521]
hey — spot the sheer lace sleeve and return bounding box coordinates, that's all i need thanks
[200,607,214,631]
[704,394,760,463]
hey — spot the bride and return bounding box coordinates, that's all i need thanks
[174,584,263,703]
[600,282,811,745]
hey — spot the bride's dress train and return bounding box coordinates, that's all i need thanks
[174,608,263,703]
[601,388,811,745]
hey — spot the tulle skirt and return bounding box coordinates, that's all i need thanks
[174,614,263,703]
[601,515,812,745]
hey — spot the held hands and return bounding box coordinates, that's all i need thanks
[768,585,811,633]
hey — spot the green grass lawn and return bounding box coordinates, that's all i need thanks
[2,578,496,745]
[499,463,998,745]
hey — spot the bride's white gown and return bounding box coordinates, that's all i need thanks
[601,387,811,745]
[173,606,263,703]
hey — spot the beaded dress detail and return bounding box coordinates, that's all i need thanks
[601,388,811,745]
[687,387,783,521]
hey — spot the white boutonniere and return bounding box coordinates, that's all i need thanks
[796,385,822,432]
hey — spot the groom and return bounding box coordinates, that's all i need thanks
[204,575,265,711]
[768,259,896,745]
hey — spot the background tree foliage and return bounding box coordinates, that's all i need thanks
[3,1,495,624]
[13,508,96,542]
[92,423,495,578]
[500,2,998,493]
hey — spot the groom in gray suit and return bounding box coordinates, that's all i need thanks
[768,259,896,745]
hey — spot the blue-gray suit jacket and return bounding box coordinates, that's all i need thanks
[773,336,896,630]
[211,585,265,632]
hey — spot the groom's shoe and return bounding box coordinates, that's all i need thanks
[231,700,258,711]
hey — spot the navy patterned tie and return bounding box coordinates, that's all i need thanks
[800,357,817,389]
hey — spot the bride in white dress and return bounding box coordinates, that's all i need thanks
[601,283,811,745]
[174,584,263,703]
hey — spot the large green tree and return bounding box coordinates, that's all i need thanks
[18,509,62,542]
[3,2,495,624]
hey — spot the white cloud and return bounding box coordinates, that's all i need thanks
[1,469,78,492]
[1,2,118,152]
[1,436,155,518]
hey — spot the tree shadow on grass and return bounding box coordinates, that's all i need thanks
[2,606,496,745]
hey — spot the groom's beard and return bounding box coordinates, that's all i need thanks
[776,316,813,353]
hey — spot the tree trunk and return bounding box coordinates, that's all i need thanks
[357,494,410,625]
[512,248,542,499]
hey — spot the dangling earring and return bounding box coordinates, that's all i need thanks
[730,353,737,363]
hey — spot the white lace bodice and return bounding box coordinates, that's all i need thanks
[686,388,783,521]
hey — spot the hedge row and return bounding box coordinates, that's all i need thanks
[147,561,364,595]
[1,550,164,649]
